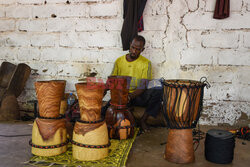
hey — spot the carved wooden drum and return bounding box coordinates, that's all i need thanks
[105,76,135,140]
[72,82,109,161]
[163,79,209,163]
[30,80,68,156]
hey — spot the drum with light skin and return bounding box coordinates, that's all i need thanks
[163,78,209,163]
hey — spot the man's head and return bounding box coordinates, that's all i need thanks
[129,35,145,60]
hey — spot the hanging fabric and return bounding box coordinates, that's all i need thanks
[213,0,230,19]
[121,0,147,51]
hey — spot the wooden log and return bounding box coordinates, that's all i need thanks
[0,94,19,121]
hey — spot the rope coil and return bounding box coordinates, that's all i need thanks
[205,129,235,164]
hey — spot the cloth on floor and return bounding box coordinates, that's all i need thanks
[27,128,139,167]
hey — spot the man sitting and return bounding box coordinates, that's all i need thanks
[102,35,163,132]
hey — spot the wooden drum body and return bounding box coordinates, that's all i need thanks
[106,106,135,140]
[72,121,109,161]
[31,80,68,156]
[31,118,67,156]
[105,76,135,140]
[72,82,109,161]
[163,79,207,163]
[35,80,66,118]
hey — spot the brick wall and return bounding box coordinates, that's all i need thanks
[0,0,249,126]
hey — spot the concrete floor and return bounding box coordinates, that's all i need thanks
[127,126,250,167]
[0,121,249,167]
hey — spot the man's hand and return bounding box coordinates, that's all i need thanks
[127,78,148,103]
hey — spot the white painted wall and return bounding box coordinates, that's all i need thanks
[0,0,249,125]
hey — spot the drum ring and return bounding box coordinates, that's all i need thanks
[76,118,104,124]
[29,139,69,149]
[37,114,65,120]
[71,140,111,148]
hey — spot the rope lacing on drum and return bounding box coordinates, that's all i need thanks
[162,79,207,129]
[163,77,211,89]
[110,102,127,108]
[107,124,135,129]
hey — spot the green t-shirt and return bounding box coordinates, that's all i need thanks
[111,55,152,93]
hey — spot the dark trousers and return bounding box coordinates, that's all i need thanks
[130,88,163,118]
[101,88,163,118]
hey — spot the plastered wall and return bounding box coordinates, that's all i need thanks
[0,0,249,125]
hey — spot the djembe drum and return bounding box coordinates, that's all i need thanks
[30,80,68,156]
[105,76,135,140]
[163,79,209,163]
[72,82,109,161]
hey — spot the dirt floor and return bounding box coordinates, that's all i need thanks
[0,121,249,167]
